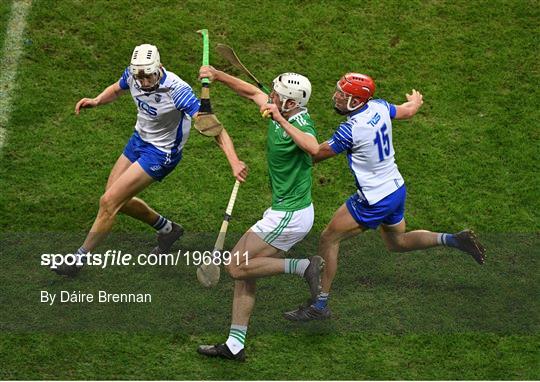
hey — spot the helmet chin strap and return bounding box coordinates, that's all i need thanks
[346,95,364,111]
[138,69,162,92]
[280,97,297,113]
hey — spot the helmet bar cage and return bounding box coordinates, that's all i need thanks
[336,81,370,111]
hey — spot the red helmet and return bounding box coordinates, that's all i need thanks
[337,73,376,103]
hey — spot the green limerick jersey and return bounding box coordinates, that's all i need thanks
[266,110,316,211]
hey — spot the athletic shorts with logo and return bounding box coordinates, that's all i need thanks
[346,185,406,229]
[251,204,314,251]
[123,131,182,181]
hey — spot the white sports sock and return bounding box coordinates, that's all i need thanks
[225,325,247,355]
[76,247,89,268]
[284,258,310,276]
[152,215,172,234]
[159,220,172,234]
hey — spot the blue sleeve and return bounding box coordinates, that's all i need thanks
[372,99,397,119]
[171,84,200,117]
[389,103,396,119]
[118,67,130,90]
[327,122,353,154]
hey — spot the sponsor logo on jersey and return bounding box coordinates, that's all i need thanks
[136,97,158,116]
[368,113,381,127]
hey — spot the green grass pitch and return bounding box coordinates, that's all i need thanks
[0,0,538,379]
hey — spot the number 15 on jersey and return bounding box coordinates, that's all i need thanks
[373,124,391,162]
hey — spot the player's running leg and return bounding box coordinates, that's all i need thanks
[53,161,153,276]
[84,161,154,250]
[226,230,323,300]
[379,220,486,264]
[198,225,322,360]
[284,203,364,321]
[106,154,184,254]
[197,279,256,361]
[197,235,277,361]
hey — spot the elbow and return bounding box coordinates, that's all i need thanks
[307,145,320,157]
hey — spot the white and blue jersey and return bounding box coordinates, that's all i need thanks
[328,99,404,205]
[118,67,199,181]
[329,99,406,229]
[118,67,200,155]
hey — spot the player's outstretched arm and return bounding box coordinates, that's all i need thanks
[394,89,423,120]
[214,128,248,182]
[75,82,125,115]
[199,65,268,107]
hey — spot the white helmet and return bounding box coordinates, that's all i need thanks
[129,44,161,78]
[272,73,311,111]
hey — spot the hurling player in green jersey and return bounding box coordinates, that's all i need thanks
[196,65,324,361]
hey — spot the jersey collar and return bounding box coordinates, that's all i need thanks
[347,103,369,119]
[287,107,308,122]
[159,67,168,84]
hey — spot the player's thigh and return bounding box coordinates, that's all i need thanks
[101,161,155,211]
[250,204,314,253]
[231,229,282,263]
[323,203,366,242]
[379,219,406,248]
[106,154,133,190]
[379,185,407,243]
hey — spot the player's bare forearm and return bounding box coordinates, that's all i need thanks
[312,142,337,163]
[199,66,266,106]
[75,82,124,114]
[214,129,248,182]
[215,128,239,163]
[260,103,319,155]
[95,83,124,105]
[281,120,319,156]
[394,89,423,120]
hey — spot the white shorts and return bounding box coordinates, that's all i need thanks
[250,203,314,251]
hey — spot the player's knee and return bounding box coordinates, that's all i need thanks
[320,226,339,244]
[384,236,407,253]
[226,263,243,280]
[98,193,120,218]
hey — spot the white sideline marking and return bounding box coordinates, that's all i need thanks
[0,0,32,152]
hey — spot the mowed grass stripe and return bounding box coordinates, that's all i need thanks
[0,0,32,152]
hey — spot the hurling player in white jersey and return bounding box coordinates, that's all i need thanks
[53,44,247,276]
[284,73,486,321]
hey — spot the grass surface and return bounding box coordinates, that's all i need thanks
[0,0,538,379]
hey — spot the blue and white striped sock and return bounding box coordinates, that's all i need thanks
[284,258,310,276]
[438,233,459,248]
[152,215,172,234]
[313,292,329,310]
[226,324,247,355]
[76,246,89,268]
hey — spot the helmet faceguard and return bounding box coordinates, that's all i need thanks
[336,73,376,111]
[272,73,311,112]
[130,44,162,92]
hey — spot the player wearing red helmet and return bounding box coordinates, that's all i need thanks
[283,73,486,321]
[334,73,376,114]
